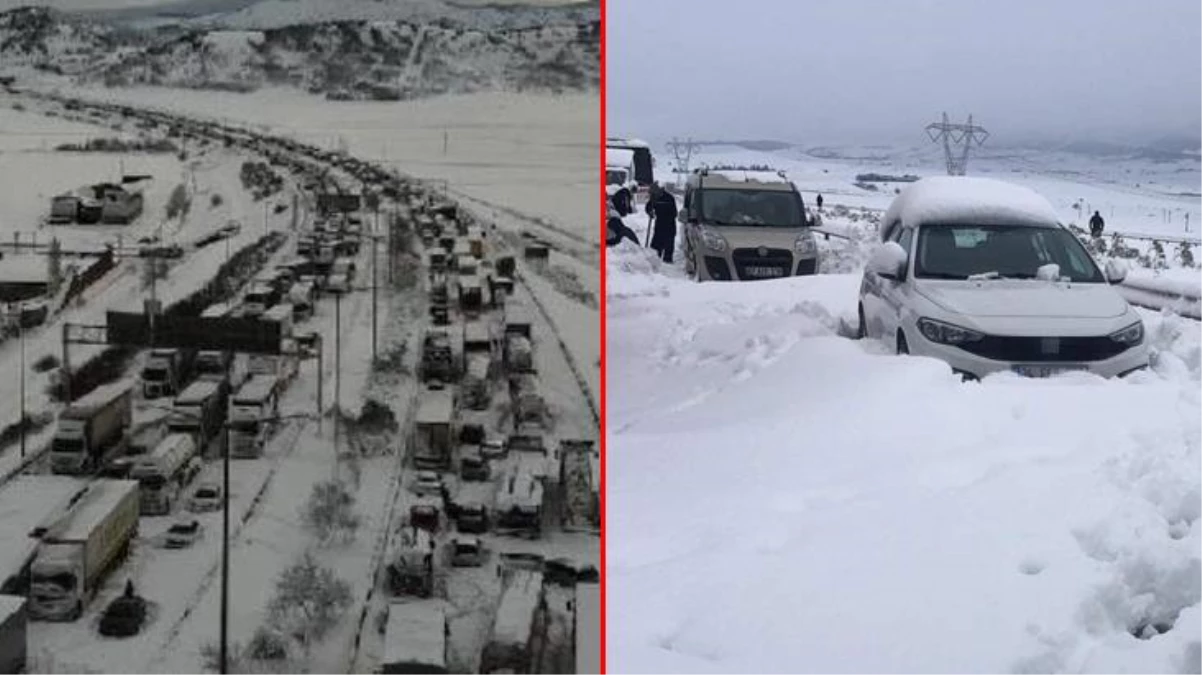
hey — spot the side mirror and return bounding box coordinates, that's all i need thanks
[867,241,908,281]
[1104,258,1128,284]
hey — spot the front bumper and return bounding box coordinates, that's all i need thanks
[910,332,1150,380]
[697,248,819,281]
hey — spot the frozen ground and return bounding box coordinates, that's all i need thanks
[606,240,1201,673]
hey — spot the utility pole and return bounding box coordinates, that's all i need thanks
[19,314,25,459]
[219,422,230,675]
[333,291,341,479]
[925,112,989,176]
[371,233,378,364]
[665,137,700,186]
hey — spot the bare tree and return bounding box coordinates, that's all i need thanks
[300,480,361,544]
[266,551,353,667]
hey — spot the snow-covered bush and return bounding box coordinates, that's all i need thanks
[266,552,353,663]
[300,480,360,544]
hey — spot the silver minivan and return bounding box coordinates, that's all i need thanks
[679,169,819,281]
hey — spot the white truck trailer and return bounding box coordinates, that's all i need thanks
[227,375,280,459]
[378,601,448,674]
[412,388,455,471]
[29,479,139,621]
[0,476,89,597]
[129,433,197,515]
[480,569,544,673]
[51,380,134,475]
[169,379,227,451]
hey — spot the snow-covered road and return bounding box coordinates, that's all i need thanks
[605,242,1201,673]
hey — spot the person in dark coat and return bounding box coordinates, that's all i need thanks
[644,184,679,263]
[816,193,824,212]
[606,205,639,247]
[609,184,633,217]
[1089,210,1105,237]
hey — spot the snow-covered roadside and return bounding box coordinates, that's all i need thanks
[605,241,1201,673]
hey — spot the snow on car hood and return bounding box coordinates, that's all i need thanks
[916,279,1129,319]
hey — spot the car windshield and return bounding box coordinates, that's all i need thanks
[698,188,805,227]
[606,169,627,185]
[913,223,1105,282]
[52,438,83,455]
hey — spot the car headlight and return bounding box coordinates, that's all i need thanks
[700,228,727,252]
[1109,321,1144,345]
[794,234,816,255]
[917,318,984,345]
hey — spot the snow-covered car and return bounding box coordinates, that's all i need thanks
[164,518,202,548]
[188,482,223,512]
[680,168,819,281]
[449,537,484,567]
[857,176,1149,380]
[481,437,506,460]
[411,471,443,497]
[326,273,349,294]
[219,221,242,237]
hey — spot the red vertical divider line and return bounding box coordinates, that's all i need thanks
[598,0,609,671]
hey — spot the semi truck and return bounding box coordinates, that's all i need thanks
[0,476,90,597]
[51,381,134,475]
[28,479,139,621]
[378,601,448,674]
[140,348,192,399]
[419,330,457,384]
[462,353,492,411]
[412,387,454,471]
[227,375,280,458]
[169,379,227,451]
[480,569,545,673]
[129,433,197,515]
[387,525,435,598]
[495,452,545,538]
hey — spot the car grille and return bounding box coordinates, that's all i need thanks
[731,248,793,280]
[957,334,1130,362]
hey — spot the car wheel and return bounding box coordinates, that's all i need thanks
[896,330,910,355]
[856,305,867,339]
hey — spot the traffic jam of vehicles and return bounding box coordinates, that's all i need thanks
[0,91,599,674]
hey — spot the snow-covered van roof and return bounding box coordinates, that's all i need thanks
[883,176,1062,233]
[491,569,543,646]
[575,584,600,675]
[695,170,796,191]
[383,601,446,670]
[44,479,137,543]
[415,389,454,425]
[607,137,650,148]
[0,476,88,581]
[176,379,221,404]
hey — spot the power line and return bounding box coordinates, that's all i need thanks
[925,112,989,176]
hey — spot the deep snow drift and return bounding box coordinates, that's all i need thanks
[605,240,1201,673]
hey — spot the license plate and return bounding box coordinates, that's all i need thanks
[1012,364,1087,378]
[743,265,784,278]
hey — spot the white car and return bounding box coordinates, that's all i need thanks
[857,176,1149,381]
[164,519,202,548]
[188,482,223,512]
[411,471,443,497]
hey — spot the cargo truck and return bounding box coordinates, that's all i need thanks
[462,353,492,411]
[29,479,139,621]
[140,348,192,399]
[419,330,457,384]
[458,275,483,314]
[0,596,25,674]
[412,388,454,470]
[169,380,227,452]
[386,526,435,598]
[0,476,89,597]
[227,375,280,458]
[51,381,133,475]
[480,569,544,673]
[378,601,448,674]
[129,433,197,515]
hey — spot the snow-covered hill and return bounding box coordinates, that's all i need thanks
[0,3,599,99]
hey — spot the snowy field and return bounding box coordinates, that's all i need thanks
[608,145,1201,672]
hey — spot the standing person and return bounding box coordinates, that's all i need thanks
[644,183,679,263]
[816,193,824,212]
[1089,210,1105,237]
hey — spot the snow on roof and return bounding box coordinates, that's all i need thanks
[45,479,137,543]
[709,169,792,185]
[0,595,23,623]
[0,254,49,284]
[606,148,634,167]
[885,176,1062,230]
[233,375,278,404]
[575,584,600,675]
[491,569,543,646]
[467,353,491,378]
[68,378,134,412]
[383,601,446,669]
[415,389,454,424]
[176,379,220,403]
[608,137,650,148]
[0,476,88,578]
[464,321,490,343]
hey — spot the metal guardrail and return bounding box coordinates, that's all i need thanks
[1116,281,1201,320]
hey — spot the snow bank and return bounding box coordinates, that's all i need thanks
[606,244,1201,673]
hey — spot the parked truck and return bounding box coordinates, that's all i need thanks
[462,353,492,411]
[129,433,197,515]
[480,569,545,673]
[140,348,192,399]
[0,596,26,673]
[386,525,435,598]
[227,375,280,459]
[412,387,454,471]
[28,479,139,621]
[51,381,134,475]
[169,379,227,451]
[419,330,457,384]
[559,440,598,530]
[379,601,448,674]
[458,275,484,314]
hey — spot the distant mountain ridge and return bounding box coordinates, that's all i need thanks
[0,3,599,100]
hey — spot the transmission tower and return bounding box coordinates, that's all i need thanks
[925,112,989,176]
[665,137,700,184]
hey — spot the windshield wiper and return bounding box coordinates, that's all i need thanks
[967,271,1012,280]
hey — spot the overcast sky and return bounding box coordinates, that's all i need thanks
[607,0,1201,146]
